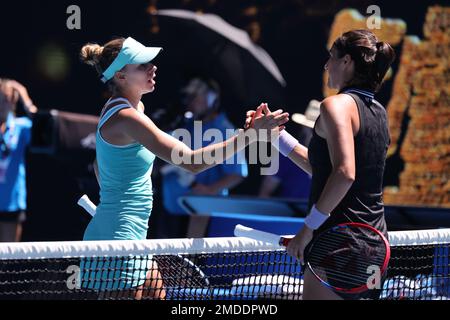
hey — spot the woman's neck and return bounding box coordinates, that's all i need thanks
[112,89,142,109]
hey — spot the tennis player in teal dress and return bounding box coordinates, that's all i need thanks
[78,37,289,299]
[80,96,157,297]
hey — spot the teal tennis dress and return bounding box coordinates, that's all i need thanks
[80,97,156,291]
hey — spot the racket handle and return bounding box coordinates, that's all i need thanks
[77,194,97,217]
[234,224,286,247]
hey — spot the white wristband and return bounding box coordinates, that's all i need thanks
[304,205,330,230]
[272,130,299,157]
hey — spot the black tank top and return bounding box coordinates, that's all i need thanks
[307,88,390,237]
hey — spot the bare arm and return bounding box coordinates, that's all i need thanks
[314,95,356,214]
[245,109,312,175]
[120,104,288,174]
[286,144,312,176]
[8,80,38,116]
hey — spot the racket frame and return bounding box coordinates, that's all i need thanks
[305,222,391,294]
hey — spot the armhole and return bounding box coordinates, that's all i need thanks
[343,93,365,140]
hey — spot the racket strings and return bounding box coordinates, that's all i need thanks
[307,227,389,290]
[308,250,386,268]
[308,255,384,270]
[320,230,386,245]
[309,269,372,286]
[310,241,386,259]
[315,258,384,278]
[308,257,385,284]
[309,241,386,262]
[314,231,387,252]
[309,239,387,264]
[153,255,209,288]
[308,262,384,287]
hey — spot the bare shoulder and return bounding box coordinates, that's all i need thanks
[319,94,360,138]
[320,94,355,117]
[115,106,157,134]
[116,106,146,123]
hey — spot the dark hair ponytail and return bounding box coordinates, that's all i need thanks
[333,29,396,92]
[373,41,396,86]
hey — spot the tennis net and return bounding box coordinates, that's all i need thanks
[0,228,449,300]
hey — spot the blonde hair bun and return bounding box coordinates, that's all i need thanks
[80,43,104,66]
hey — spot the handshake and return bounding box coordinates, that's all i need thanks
[244,103,299,157]
[243,103,288,141]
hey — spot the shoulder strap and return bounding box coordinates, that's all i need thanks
[99,97,130,118]
[98,104,131,130]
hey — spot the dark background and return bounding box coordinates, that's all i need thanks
[0,0,444,241]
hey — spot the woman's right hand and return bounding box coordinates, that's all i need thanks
[244,103,289,141]
[7,80,37,114]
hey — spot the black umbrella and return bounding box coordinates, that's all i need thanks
[148,9,287,126]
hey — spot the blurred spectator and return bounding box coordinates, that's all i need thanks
[161,78,248,238]
[0,79,38,242]
[258,99,320,199]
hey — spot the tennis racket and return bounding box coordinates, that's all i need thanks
[76,195,210,298]
[77,194,97,216]
[234,223,390,294]
[153,254,210,288]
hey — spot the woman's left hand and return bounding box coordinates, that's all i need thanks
[286,225,314,264]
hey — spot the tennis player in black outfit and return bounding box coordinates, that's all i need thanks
[246,29,395,299]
